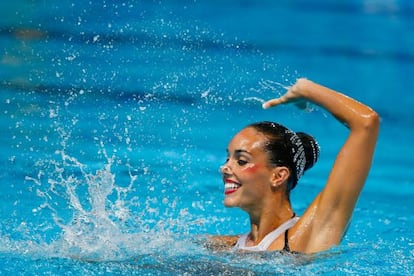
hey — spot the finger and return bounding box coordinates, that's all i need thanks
[262,98,284,109]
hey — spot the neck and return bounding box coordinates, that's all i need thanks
[246,194,294,246]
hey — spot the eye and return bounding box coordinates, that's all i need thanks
[237,159,248,166]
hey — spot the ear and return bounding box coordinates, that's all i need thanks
[270,166,290,188]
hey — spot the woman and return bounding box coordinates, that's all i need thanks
[213,78,379,253]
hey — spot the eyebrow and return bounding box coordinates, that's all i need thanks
[226,149,251,156]
[235,149,250,155]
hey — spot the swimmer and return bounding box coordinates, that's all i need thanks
[211,78,379,253]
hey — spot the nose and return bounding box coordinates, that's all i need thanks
[220,163,232,175]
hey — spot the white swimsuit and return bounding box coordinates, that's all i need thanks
[233,216,300,252]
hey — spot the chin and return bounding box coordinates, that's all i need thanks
[223,197,238,208]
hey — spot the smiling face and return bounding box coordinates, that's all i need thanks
[221,127,277,211]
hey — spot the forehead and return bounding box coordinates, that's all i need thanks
[228,127,268,153]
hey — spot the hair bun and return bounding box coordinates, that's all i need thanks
[297,132,320,171]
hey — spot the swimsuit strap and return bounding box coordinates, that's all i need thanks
[258,216,299,250]
[234,233,250,250]
[234,216,300,252]
[283,229,291,252]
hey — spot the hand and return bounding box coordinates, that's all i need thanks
[262,78,309,110]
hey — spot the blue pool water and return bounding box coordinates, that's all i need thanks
[1,0,413,274]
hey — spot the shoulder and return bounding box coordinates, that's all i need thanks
[205,235,239,251]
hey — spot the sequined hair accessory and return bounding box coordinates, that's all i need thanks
[285,129,306,180]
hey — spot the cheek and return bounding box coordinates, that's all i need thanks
[241,164,261,174]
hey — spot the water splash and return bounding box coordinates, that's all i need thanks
[24,146,124,258]
[243,96,266,104]
[3,97,223,263]
[258,79,291,92]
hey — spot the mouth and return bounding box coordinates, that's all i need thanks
[224,179,241,195]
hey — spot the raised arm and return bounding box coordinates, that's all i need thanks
[263,78,380,252]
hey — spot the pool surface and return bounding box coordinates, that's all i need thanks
[1,0,413,274]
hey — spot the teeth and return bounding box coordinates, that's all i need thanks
[225,183,240,191]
